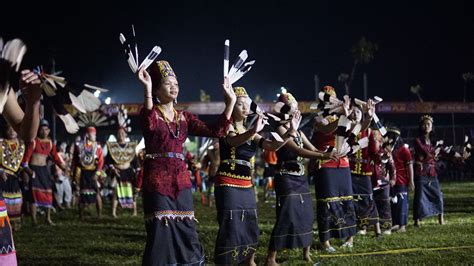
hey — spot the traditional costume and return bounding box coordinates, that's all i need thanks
[22,120,64,209]
[106,106,138,209]
[0,137,25,222]
[371,130,395,231]
[268,93,313,251]
[214,87,259,264]
[310,86,357,243]
[389,128,413,228]
[349,129,379,230]
[413,115,443,221]
[141,60,231,266]
[72,127,104,205]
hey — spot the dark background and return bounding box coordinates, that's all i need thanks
[2,0,473,103]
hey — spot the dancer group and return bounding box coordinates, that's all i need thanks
[0,35,470,266]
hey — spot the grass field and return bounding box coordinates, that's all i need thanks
[14,182,474,265]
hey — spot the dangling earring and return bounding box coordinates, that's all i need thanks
[174,98,178,104]
[153,97,161,104]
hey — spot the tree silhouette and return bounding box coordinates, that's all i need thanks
[462,72,474,102]
[410,84,424,102]
[347,37,378,95]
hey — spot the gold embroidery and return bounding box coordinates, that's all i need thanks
[217,171,252,180]
[0,139,25,173]
[318,196,353,202]
[216,183,253,188]
[107,141,137,165]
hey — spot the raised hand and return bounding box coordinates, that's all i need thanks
[366,98,375,118]
[222,76,236,105]
[290,110,302,131]
[137,68,152,93]
[252,113,265,133]
[343,95,352,116]
[19,69,42,104]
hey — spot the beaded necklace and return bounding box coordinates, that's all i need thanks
[157,105,181,139]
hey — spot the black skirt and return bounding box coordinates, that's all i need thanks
[413,175,443,220]
[391,185,409,226]
[373,186,392,230]
[30,165,54,208]
[79,169,99,205]
[269,173,313,251]
[314,167,357,243]
[351,174,379,228]
[142,189,204,266]
[214,186,259,264]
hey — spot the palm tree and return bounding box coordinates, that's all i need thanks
[347,37,378,95]
[462,72,474,102]
[338,73,350,95]
[410,84,424,102]
[200,89,211,102]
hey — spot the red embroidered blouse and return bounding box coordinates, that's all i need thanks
[310,130,350,169]
[141,107,231,199]
[22,138,63,166]
[393,144,413,185]
[414,137,437,177]
[349,129,378,176]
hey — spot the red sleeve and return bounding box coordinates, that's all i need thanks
[140,107,159,132]
[21,140,36,165]
[368,130,378,156]
[96,145,104,171]
[184,111,232,138]
[50,143,64,166]
[401,146,413,162]
[415,138,433,159]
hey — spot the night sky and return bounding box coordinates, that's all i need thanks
[2,0,474,104]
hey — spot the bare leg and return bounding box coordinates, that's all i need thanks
[245,253,256,266]
[414,219,420,227]
[31,204,38,225]
[265,250,279,266]
[112,194,118,218]
[345,236,354,245]
[96,194,102,219]
[438,213,445,225]
[132,201,138,216]
[375,222,382,236]
[46,208,55,225]
[322,240,331,249]
[303,246,312,262]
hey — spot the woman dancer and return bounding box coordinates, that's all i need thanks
[137,61,235,265]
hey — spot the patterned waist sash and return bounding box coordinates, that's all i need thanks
[221,159,252,168]
[145,152,185,161]
[278,160,305,176]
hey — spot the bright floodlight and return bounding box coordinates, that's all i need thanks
[280,87,287,94]
[94,90,101,97]
[105,97,111,105]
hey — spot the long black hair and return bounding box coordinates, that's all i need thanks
[418,117,437,144]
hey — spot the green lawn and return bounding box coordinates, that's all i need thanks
[14,182,474,265]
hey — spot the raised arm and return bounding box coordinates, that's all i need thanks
[3,70,42,142]
[137,68,153,111]
[277,127,333,160]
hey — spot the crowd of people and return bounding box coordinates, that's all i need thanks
[0,37,472,266]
